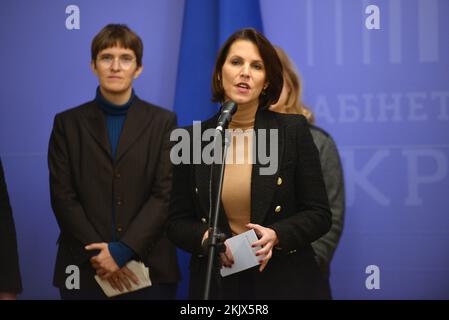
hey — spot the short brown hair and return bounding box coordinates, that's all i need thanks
[211,28,283,109]
[91,24,143,67]
[274,46,315,124]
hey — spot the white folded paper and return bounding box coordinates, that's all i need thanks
[94,260,152,297]
[220,229,262,277]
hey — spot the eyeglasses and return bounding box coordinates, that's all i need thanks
[96,54,136,70]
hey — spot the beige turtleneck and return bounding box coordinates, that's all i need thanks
[221,102,258,235]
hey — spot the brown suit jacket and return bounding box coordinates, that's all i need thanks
[48,97,180,289]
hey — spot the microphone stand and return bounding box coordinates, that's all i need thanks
[203,128,231,300]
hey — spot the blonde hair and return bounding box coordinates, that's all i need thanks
[274,46,315,124]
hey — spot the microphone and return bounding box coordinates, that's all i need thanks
[215,100,237,132]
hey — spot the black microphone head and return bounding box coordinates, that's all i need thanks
[221,100,238,115]
[216,101,238,131]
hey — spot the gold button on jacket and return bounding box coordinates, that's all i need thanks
[277,177,283,185]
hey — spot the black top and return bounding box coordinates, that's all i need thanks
[48,97,180,289]
[0,158,23,293]
[167,109,332,299]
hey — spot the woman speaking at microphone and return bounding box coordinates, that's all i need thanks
[167,28,331,299]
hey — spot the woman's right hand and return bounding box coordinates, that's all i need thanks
[202,229,234,267]
[219,241,234,268]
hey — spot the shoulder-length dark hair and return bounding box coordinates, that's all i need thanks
[211,28,283,109]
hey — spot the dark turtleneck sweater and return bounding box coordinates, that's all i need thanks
[95,87,135,268]
[96,87,135,157]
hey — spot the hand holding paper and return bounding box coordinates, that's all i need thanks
[246,223,279,272]
[95,260,151,297]
[220,229,262,277]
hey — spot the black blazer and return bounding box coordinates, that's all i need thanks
[167,109,332,299]
[48,97,180,289]
[0,158,22,293]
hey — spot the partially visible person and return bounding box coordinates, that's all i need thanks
[48,24,179,299]
[0,158,23,299]
[270,46,345,297]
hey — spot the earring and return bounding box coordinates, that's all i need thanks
[261,84,268,95]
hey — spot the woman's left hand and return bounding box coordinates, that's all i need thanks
[246,223,279,272]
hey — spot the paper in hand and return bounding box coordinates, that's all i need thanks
[220,229,262,277]
[94,260,152,297]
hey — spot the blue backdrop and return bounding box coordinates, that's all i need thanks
[0,0,448,299]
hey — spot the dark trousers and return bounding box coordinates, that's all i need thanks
[213,267,255,300]
[60,283,177,300]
